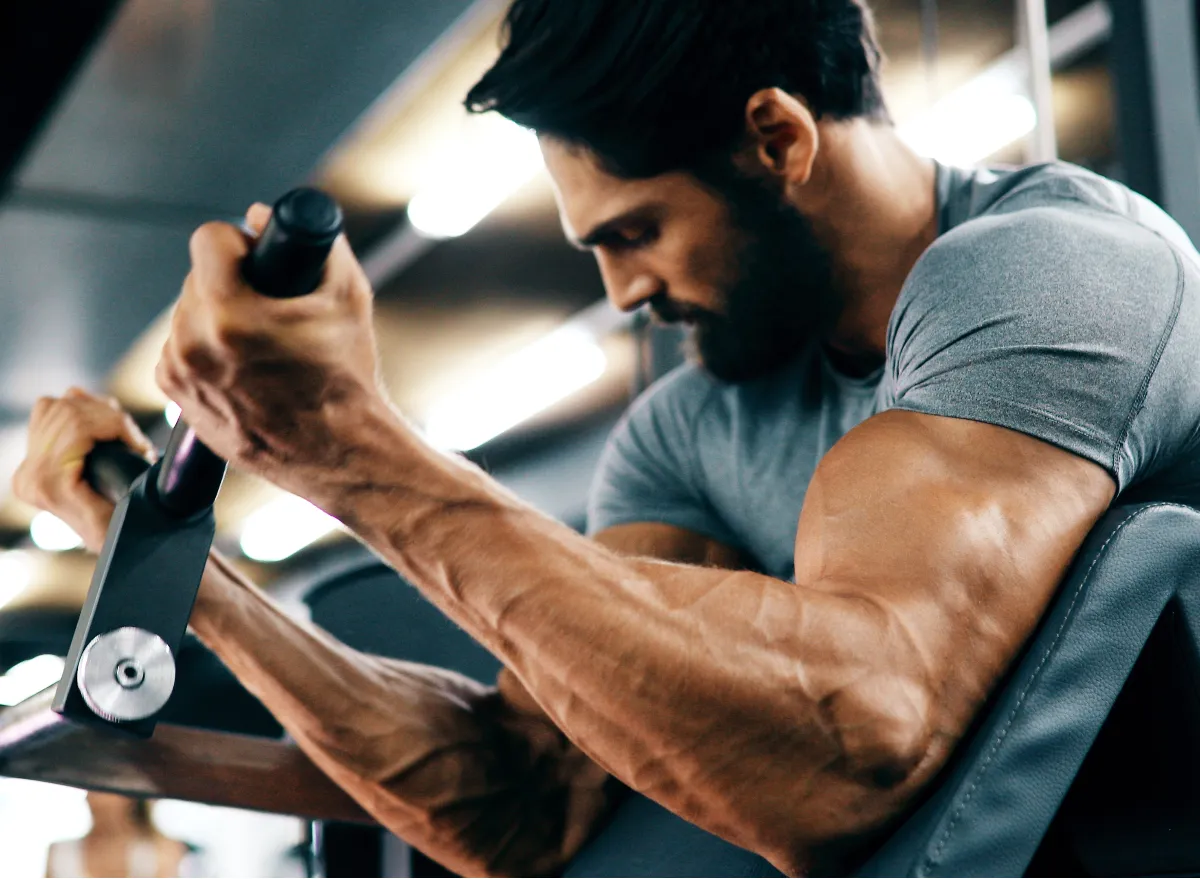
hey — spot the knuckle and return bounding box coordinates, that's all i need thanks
[61,402,88,427]
[156,356,186,397]
[180,339,222,379]
[12,465,46,507]
[188,221,224,254]
[10,465,30,499]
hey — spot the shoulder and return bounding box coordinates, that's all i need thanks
[930,164,1174,272]
[890,166,1184,364]
[926,162,1196,276]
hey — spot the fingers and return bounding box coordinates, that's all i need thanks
[325,232,375,307]
[186,203,372,314]
[62,387,154,456]
[118,411,155,458]
[13,390,152,552]
[188,220,253,303]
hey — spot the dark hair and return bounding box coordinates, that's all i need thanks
[465,0,890,179]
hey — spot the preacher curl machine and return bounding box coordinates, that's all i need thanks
[2,189,1200,877]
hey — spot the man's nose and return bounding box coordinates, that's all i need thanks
[597,253,662,313]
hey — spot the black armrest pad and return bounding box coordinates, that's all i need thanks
[858,503,1200,877]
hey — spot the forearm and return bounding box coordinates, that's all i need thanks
[189,552,617,876]
[309,406,943,871]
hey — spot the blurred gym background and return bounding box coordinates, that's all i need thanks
[0,0,1196,875]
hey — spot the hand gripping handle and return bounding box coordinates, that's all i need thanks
[83,188,344,514]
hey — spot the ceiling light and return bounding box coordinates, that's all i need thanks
[890,1,1115,169]
[406,114,544,239]
[29,512,83,552]
[898,81,1037,166]
[165,401,181,426]
[0,655,65,707]
[423,325,608,452]
[0,551,34,611]
[239,495,342,562]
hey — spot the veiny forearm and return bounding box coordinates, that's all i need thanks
[189,551,620,876]
[311,409,951,873]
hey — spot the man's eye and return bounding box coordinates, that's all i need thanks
[615,227,657,248]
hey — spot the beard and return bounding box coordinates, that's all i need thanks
[652,166,841,383]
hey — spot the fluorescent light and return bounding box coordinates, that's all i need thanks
[423,326,607,451]
[899,89,1037,165]
[0,551,34,610]
[165,401,181,427]
[893,1,1112,168]
[29,512,82,552]
[407,115,544,239]
[239,495,342,562]
[0,655,64,706]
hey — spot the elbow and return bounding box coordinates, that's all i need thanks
[823,671,934,790]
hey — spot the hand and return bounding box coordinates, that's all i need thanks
[156,204,388,492]
[12,389,155,553]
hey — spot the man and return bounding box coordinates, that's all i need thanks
[14,0,1200,875]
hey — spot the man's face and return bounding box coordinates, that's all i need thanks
[543,140,839,382]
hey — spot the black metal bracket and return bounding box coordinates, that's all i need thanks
[53,465,214,737]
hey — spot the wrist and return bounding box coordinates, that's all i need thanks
[294,393,418,525]
[303,395,515,545]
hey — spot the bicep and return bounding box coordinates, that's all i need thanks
[795,410,1114,721]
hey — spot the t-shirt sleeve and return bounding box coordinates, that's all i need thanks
[586,370,742,547]
[888,202,1185,491]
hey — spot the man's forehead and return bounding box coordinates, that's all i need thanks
[539,137,711,245]
[540,138,641,242]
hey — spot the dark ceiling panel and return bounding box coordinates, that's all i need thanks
[14,0,479,211]
[0,0,123,193]
[0,207,191,409]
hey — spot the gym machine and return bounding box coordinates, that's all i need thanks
[0,187,372,831]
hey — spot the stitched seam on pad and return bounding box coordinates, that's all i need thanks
[922,503,1181,874]
[1112,245,1184,478]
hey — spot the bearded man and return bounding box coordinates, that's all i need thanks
[16,0,1200,875]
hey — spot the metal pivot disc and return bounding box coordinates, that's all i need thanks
[77,627,176,723]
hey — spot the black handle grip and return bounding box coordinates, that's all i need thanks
[83,188,344,514]
[243,187,344,298]
[82,441,152,505]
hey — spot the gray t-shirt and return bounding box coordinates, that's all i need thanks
[587,161,1200,582]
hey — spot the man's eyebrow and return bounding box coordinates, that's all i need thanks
[570,207,656,250]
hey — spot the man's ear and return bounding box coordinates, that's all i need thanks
[744,88,819,186]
